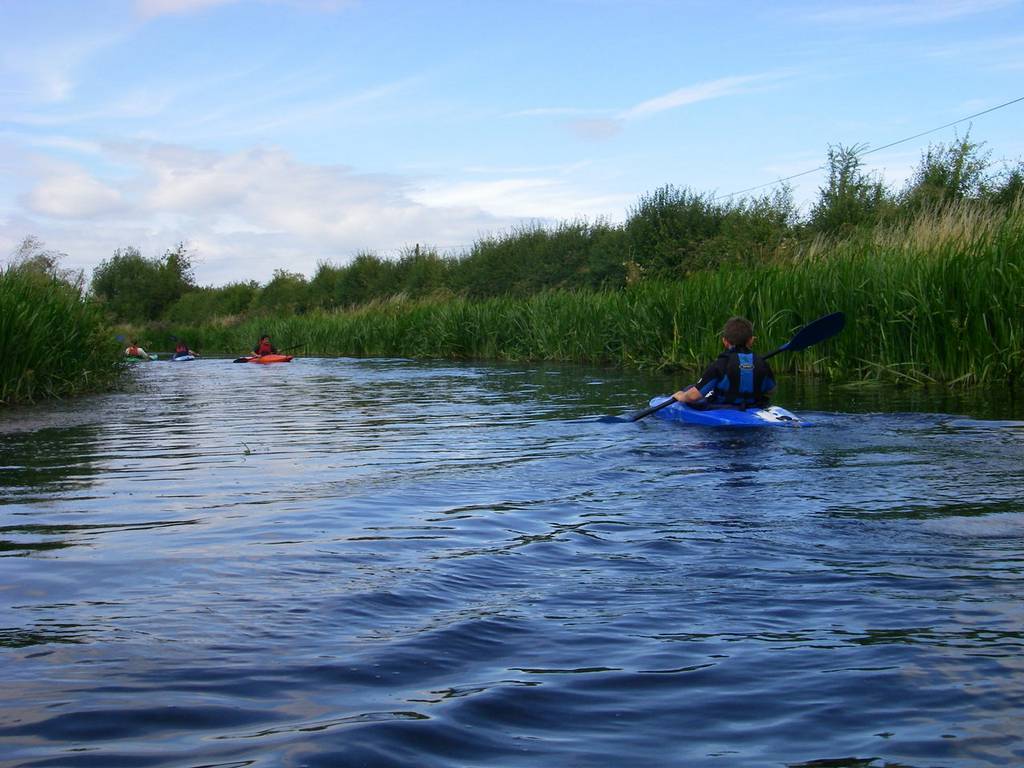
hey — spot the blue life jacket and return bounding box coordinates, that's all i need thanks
[714,350,767,407]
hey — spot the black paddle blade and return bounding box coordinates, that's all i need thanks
[596,414,631,423]
[782,311,846,353]
[233,357,249,363]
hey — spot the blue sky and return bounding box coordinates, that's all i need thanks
[2,0,1022,284]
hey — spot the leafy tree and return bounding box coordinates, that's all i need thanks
[90,243,195,322]
[584,221,629,288]
[319,253,393,306]
[624,186,724,276]
[394,245,453,298]
[254,269,309,314]
[163,281,258,324]
[702,187,797,266]
[900,133,992,211]
[809,144,891,234]
[988,161,1024,207]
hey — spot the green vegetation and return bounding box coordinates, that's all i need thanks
[91,243,196,322]
[1,240,122,405]
[139,200,1024,385]
[13,131,1022,389]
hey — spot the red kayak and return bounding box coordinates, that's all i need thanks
[237,354,294,364]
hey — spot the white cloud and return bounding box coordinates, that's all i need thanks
[5,142,567,283]
[410,177,629,222]
[26,170,124,218]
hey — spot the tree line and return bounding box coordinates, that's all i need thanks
[54,134,1024,326]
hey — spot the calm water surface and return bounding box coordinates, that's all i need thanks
[2,359,1023,767]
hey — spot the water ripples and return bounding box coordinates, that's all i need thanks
[2,359,1023,766]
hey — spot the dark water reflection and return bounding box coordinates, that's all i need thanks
[2,359,1023,767]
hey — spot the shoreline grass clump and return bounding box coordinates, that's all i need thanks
[0,264,122,405]
[139,200,1023,386]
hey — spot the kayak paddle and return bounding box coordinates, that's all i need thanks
[599,311,847,423]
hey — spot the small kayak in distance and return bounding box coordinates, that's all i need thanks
[170,354,195,362]
[648,397,809,427]
[124,354,158,363]
[239,354,294,364]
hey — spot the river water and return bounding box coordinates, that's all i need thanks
[2,359,1023,767]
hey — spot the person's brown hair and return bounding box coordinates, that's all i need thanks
[722,317,754,347]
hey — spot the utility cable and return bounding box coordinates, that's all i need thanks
[715,94,1024,199]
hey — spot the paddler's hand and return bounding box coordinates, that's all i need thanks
[673,387,701,403]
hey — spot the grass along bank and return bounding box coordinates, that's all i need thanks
[142,202,1024,386]
[1,265,123,405]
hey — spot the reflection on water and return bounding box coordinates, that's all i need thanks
[1,358,1023,767]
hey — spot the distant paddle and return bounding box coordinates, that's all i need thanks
[599,312,847,423]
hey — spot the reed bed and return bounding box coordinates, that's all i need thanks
[150,202,1024,385]
[1,267,122,405]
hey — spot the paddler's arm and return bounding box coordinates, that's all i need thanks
[672,386,704,403]
[673,361,720,403]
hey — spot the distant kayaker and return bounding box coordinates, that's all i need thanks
[125,341,149,359]
[173,341,197,359]
[672,317,775,408]
[252,335,277,356]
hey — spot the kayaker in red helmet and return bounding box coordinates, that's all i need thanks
[252,335,277,356]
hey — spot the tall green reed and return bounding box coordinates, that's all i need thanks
[147,202,1024,386]
[1,266,122,404]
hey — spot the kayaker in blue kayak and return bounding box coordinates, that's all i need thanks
[671,317,775,408]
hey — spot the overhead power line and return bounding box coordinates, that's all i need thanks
[715,94,1024,200]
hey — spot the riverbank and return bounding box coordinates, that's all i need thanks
[134,202,1023,386]
[0,266,122,405]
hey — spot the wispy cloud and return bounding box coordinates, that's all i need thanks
[924,34,1024,70]
[1,30,129,103]
[10,134,104,155]
[557,72,790,142]
[135,0,242,18]
[508,107,600,118]
[805,0,1019,26]
[620,74,771,120]
[231,77,421,136]
[135,0,356,19]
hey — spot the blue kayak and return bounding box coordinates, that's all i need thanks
[648,397,809,427]
[170,354,195,362]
